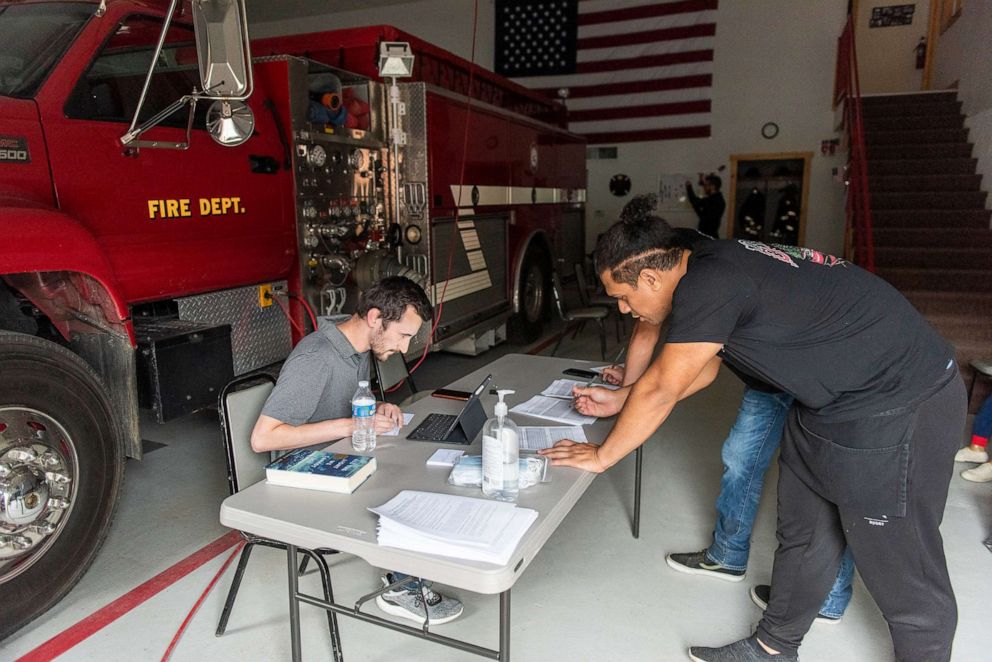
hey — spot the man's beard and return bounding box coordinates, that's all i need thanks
[370,327,393,361]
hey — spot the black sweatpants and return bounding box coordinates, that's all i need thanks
[756,373,966,661]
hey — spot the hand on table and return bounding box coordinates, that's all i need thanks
[600,365,625,386]
[538,439,607,473]
[572,385,624,418]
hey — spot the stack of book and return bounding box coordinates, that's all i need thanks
[266,449,376,494]
[369,491,537,565]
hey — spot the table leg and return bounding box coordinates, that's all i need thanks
[633,446,643,539]
[499,590,511,662]
[287,544,302,662]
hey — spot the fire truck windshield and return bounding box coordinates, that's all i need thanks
[0,3,94,98]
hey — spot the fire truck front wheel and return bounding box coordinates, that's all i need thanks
[0,332,124,640]
[509,245,551,343]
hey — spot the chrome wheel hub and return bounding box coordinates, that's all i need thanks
[0,407,78,583]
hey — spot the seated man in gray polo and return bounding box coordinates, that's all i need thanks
[252,276,463,626]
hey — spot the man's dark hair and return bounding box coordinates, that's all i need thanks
[593,215,692,286]
[705,174,722,191]
[619,193,658,222]
[356,276,433,325]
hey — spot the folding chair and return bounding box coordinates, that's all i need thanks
[373,352,433,407]
[216,374,342,661]
[550,271,609,360]
[574,262,623,343]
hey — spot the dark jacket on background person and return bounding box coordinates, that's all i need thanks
[685,183,726,238]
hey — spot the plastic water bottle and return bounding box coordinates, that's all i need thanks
[351,380,376,452]
[482,390,519,502]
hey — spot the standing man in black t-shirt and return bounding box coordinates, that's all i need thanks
[540,217,965,662]
[685,174,726,238]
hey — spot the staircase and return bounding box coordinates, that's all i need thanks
[863,91,992,404]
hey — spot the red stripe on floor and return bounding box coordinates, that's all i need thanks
[527,327,572,355]
[17,530,241,662]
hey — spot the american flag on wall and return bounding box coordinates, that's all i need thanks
[495,0,717,144]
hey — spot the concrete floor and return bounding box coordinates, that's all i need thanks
[2,317,989,662]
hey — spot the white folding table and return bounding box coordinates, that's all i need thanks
[219,354,640,661]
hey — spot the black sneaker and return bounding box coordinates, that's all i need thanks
[750,584,842,625]
[666,550,745,582]
[688,636,797,661]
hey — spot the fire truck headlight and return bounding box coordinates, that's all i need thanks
[405,225,422,245]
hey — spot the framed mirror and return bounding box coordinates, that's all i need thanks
[191,0,250,96]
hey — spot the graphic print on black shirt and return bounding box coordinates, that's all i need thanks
[737,240,847,269]
[666,240,954,421]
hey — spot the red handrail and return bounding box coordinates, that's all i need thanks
[835,16,875,272]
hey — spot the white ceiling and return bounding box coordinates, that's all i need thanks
[245,0,419,24]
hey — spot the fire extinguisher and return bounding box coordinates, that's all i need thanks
[915,37,927,70]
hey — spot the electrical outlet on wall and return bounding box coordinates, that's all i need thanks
[258,284,273,308]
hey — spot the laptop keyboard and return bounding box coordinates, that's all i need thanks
[411,413,457,441]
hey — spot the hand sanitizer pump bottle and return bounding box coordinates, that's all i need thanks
[482,390,519,502]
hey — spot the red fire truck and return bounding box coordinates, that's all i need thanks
[0,0,585,637]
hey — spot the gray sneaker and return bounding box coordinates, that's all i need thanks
[689,636,797,661]
[375,573,464,626]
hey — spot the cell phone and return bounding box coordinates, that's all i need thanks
[432,388,472,401]
[562,368,597,379]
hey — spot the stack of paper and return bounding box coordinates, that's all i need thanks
[510,395,596,426]
[519,426,588,450]
[370,491,538,565]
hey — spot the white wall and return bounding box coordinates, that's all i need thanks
[582,0,848,255]
[931,2,992,212]
[253,0,849,255]
[855,0,929,94]
[250,0,496,66]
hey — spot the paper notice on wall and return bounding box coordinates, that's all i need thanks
[658,174,695,210]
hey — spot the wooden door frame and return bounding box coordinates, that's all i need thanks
[923,0,940,89]
[728,151,813,247]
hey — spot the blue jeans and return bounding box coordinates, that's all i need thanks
[705,387,855,617]
[973,394,992,440]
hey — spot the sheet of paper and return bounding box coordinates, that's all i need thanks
[541,378,620,399]
[510,395,596,426]
[370,490,518,547]
[519,426,588,450]
[380,412,415,437]
[426,449,465,467]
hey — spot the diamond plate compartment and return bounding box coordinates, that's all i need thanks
[177,282,291,375]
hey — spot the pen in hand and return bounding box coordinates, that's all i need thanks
[573,373,598,407]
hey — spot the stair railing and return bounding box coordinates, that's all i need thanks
[835,15,875,272]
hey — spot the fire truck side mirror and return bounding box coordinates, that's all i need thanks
[191,0,251,97]
[120,0,255,149]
